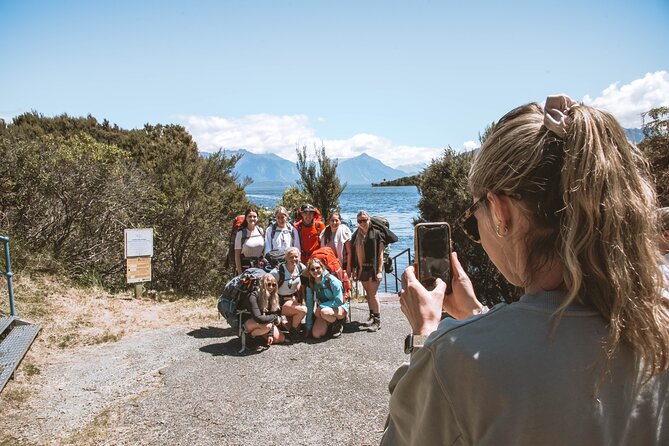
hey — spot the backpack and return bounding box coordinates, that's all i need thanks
[217,267,265,329]
[309,247,351,302]
[370,216,398,273]
[225,215,246,269]
[265,249,285,269]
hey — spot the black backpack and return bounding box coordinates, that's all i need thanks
[370,216,398,273]
[217,268,265,328]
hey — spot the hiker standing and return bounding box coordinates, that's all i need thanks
[320,211,352,274]
[264,206,300,258]
[234,208,265,275]
[351,210,385,332]
[295,204,326,264]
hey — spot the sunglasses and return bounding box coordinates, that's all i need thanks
[357,219,369,223]
[458,197,487,243]
[310,266,322,272]
[266,283,277,288]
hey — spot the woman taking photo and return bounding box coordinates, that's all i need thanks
[271,247,307,341]
[305,257,349,339]
[382,96,669,444]
[234,208,265,275]
[242,273,285,345]
[320,211,352,272]
[351,210,385,332]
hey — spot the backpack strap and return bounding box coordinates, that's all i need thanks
[271,222,278,239]
[277,263,286,289]
[323,226,332,245]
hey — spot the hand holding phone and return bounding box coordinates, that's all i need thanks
[414,222,452,292]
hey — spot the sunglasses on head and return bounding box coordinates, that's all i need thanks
[458,196,488,243]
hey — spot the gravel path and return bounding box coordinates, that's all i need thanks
[1,298,410,446]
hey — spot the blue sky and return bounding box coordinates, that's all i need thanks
[1,0,668,168]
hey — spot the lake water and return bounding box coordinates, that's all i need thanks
[246,184,420,292]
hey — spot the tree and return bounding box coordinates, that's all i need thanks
[639,106,669,206]
[0,113,250,294]
[278,186,311,221]
[295,144,346,219]
[417,148,518,307]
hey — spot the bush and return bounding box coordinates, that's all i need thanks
[417,148,518,307]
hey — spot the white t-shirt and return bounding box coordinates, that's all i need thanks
[271,262,305,297]
[264,223,301,255]
[234,226,264,258]
[319,224,352,266]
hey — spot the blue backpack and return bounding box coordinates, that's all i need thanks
[217,268,265,328]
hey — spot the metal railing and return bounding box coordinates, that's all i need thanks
[383,247,412,293]
[1,236,16,316]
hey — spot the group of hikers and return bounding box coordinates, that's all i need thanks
[221,203,397,345]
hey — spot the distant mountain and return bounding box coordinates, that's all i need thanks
[624,128,644,144]
[337,153,407,185]
[395,162,428,175]
[222,149,300,186]
[212,149,406,186]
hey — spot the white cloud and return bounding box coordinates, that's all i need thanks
[462,140,479,151]
[178,113,450,168]
[582,71,669,128]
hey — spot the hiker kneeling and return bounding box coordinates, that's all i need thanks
[271,247,307,341]
[305,258,348,339]
[243,273,286,345]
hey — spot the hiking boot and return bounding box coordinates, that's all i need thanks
[367,316,381,332]
[330,319,344,338]
[289,327,302,343]
[361,313,374,327]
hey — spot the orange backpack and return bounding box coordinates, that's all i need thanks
[225,215,247,268]
[309,246,351,302]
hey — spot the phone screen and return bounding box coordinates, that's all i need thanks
[415,222,452,292]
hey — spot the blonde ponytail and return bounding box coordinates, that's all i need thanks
[470,101,669,378]
[560,106,669,377]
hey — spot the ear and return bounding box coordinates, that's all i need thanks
[486,192,513,233]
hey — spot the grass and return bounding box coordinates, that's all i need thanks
[0,387,32,406]
[22,362,40,377]
[90,330,124,345]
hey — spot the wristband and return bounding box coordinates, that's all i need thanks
[404,333,429,354]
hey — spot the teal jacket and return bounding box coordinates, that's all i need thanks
[306,272,348,329]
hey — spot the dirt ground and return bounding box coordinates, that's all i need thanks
[0,274,409,445]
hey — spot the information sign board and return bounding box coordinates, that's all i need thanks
[125,228,153,258]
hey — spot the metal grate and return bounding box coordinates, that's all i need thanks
[0,323,41,392]
[0,316,15,337]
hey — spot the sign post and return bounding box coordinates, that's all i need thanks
[124,229,153,298]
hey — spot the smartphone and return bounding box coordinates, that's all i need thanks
[414,222,452,292]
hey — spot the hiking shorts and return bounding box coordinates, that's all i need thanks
[358,266,378,282]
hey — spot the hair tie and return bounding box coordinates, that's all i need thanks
[544,94,578,137]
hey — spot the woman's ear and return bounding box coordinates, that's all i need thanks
[486,192,513,234]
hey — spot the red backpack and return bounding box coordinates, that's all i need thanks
[225,215,247,268]
[309,246,351,303]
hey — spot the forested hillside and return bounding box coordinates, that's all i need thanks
[0,113,250,294]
